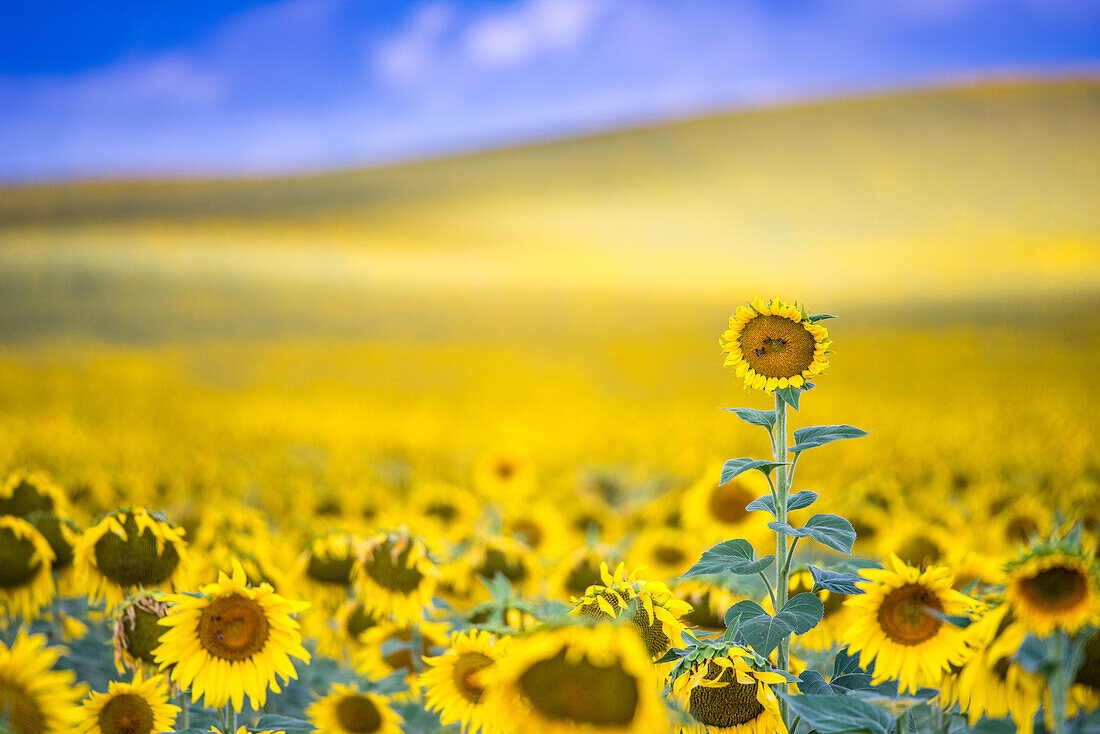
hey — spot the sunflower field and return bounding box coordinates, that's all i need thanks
[1,82,1099,734]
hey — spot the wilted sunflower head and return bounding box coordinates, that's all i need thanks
[77,671,179,734]
[421,629,509,734]
[0,631,86,734]
[570,562,692,660]
[1005,545,1100,636]
[669,642,789,734]
[354,528,439,623]
[0,515,56,621]
[307,684,402,734]
[721,297,831,393]
[113,591,170,673]
[74,507,188,608]
[844,554,981,693]
[0,470,69,518]
[483,622,668,734]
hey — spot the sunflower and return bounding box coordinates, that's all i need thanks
[356,620,449,692]
[502,502,568,557]
[843,554,980,693]
[298,532,363,612]
[482,622,668,734]
[74,507,189,608]
[681,462,772,546]
[354,529,439,624]
[409,481,481,542]
[669,642,789,734]
[1004,548,1100,636]
[473,452,536,502]
[720,297,830,392]
[421,629,510,734]
[0,631,85,734]
[445,535,541,602]
[317,598,385,661]
[570,562,692,660]
[672,579,747,635]
[880,517,954,569]
[77,671,179,734]
[0,515,56,620]
[1069,628,1100,716]
[939,603,1043,734]
[549,545,622,600]
[210,728,284,734]
[307,684,402,734]
[113,591,171,674]
[154,559,311,712]
[626,528,701,582]
[0,469,69,518]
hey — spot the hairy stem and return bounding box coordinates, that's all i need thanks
[773,392,791,722]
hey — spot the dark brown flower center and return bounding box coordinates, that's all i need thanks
[425,503,458,522]
[94,515,180,588]
[653,546,686,566]
[98,693,155,734]
[345,603,378,637]
[1018,565,1089,611]
[739,315,816,378]
[495,462,515,481]
[895,536,942,567]
[363,539,424,594]
[306,552,356,586]
[878,583,944,645]
[452,652,494,703]
[335,695,382,733]
[0,677,46,734]
[518,650,639,726]
[0,528,41,588]
[688,662,765,728]
[510,520,543,549]
[26,514,74,571]
[476,548,527,584]
[381,629,431,671]
[0,480,54,517]
[198,594,270,661]
[564,560,604,597]
[708,482,752,525]
[682,591,724,630]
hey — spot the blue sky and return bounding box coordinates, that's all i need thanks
[1,0,1097,181]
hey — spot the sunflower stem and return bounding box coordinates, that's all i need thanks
[758,572,777,608]
[773,391,791,723]
[1050,631,1069,734]
[224,704,237,732]
[177,693,189,729]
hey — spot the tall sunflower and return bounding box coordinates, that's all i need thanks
[421,630,510,734]
[482,622,668,734]
[77,671,179,734]
[569,562,692,660]
[0,515,56,620]
[307,684,402,734]
[1004,547,1099,636]
[843,554,981,693]
[669,642,788,734]
[354,529,439,624]
[0,631,85,734]
[720,297,830,393]
[73,507,189,608]
[154,559,311,712]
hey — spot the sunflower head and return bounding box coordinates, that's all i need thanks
[721,297,831,393]
[483,622,668,734]
[1005,544,1100,636]
[78,671,179,734]
[0,469,68,518]
[673,579,747,633]
[113,591,171,673]
[25,512,79,573]
[570,562,692,660]
[0,515,56,620]
[307,684,402,734]
[421,630,509,734]
[354,528,439,623]
[669,641,789,734]
[0,631,86,734]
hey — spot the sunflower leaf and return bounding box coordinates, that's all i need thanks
[654,648,684,664]
[782,592,825,634]
[254,715,318,732]
[767,521,809,537]
[807,313,837,322]
[682,539,775,577]
[789,424,870,453]
[721,457,788,484]
[787,490,819,511]
[809,565,865,595]
[746,494,777,515]
[780,692,896,734]
[797,670,837,695]
[776,385,802,410]
[721,407,777,430]
[804,514,858,554]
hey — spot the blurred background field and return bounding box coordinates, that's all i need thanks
[0,79,1098,513]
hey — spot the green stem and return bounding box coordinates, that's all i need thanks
[758,572,777,608]
[773,392,791,722]
[1050,632,1068,734]
[224,704,237,733]
[177,693,189,729]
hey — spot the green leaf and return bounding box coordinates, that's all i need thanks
[807,313,837,322]
[804,514,857,554]
[781,692,896,734]
[254,715,318,732]
[723,595,823,657]
[768,521,809,537]
[746,495,777,515]
[783,592,825,634]
[809,565,865,595]
[797,670,837,695]
[787,490,819,511]
[721,407,776,430]
[965,719,1017,734]
[776,385,802,410]
[789,424,870,453]
[724,599,767,627]
[681,539,775,577]
[721,458,788,484]
[654,648,684,664]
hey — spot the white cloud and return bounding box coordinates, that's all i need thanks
[463,0,609,68]
[374,3,456,84]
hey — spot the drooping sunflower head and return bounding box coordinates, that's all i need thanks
[844,554,981,693]
[77,670,179,734]
[0,630,86,734]
[446,535,542,602]
[25,512,79,575]
[354,528,439,624]
[73,507,188,608]
[569,562,692,660]
[299,531,363,611]
[355,620,450,689]
[0,469,69,518]
[0,515,56,621]
[421,629,510,734]
[1005,547,1100,636]
[112,591,171,674]
[307,684,403,734]
[154,559,311,712]
[483,622,668,734]
[669,642,789,734]
[672,579,748,634]
[721,297,831,393]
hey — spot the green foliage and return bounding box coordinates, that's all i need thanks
[721,407,776,430]
[781,692,897,733]
[808,564,866,595]
[682,539,775,577]
[722,594,824,658]
[746,490,818,517]
[254,715,318,732]
[789,424,870,453]
[768,514,857,554]
[720,457,788,484]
